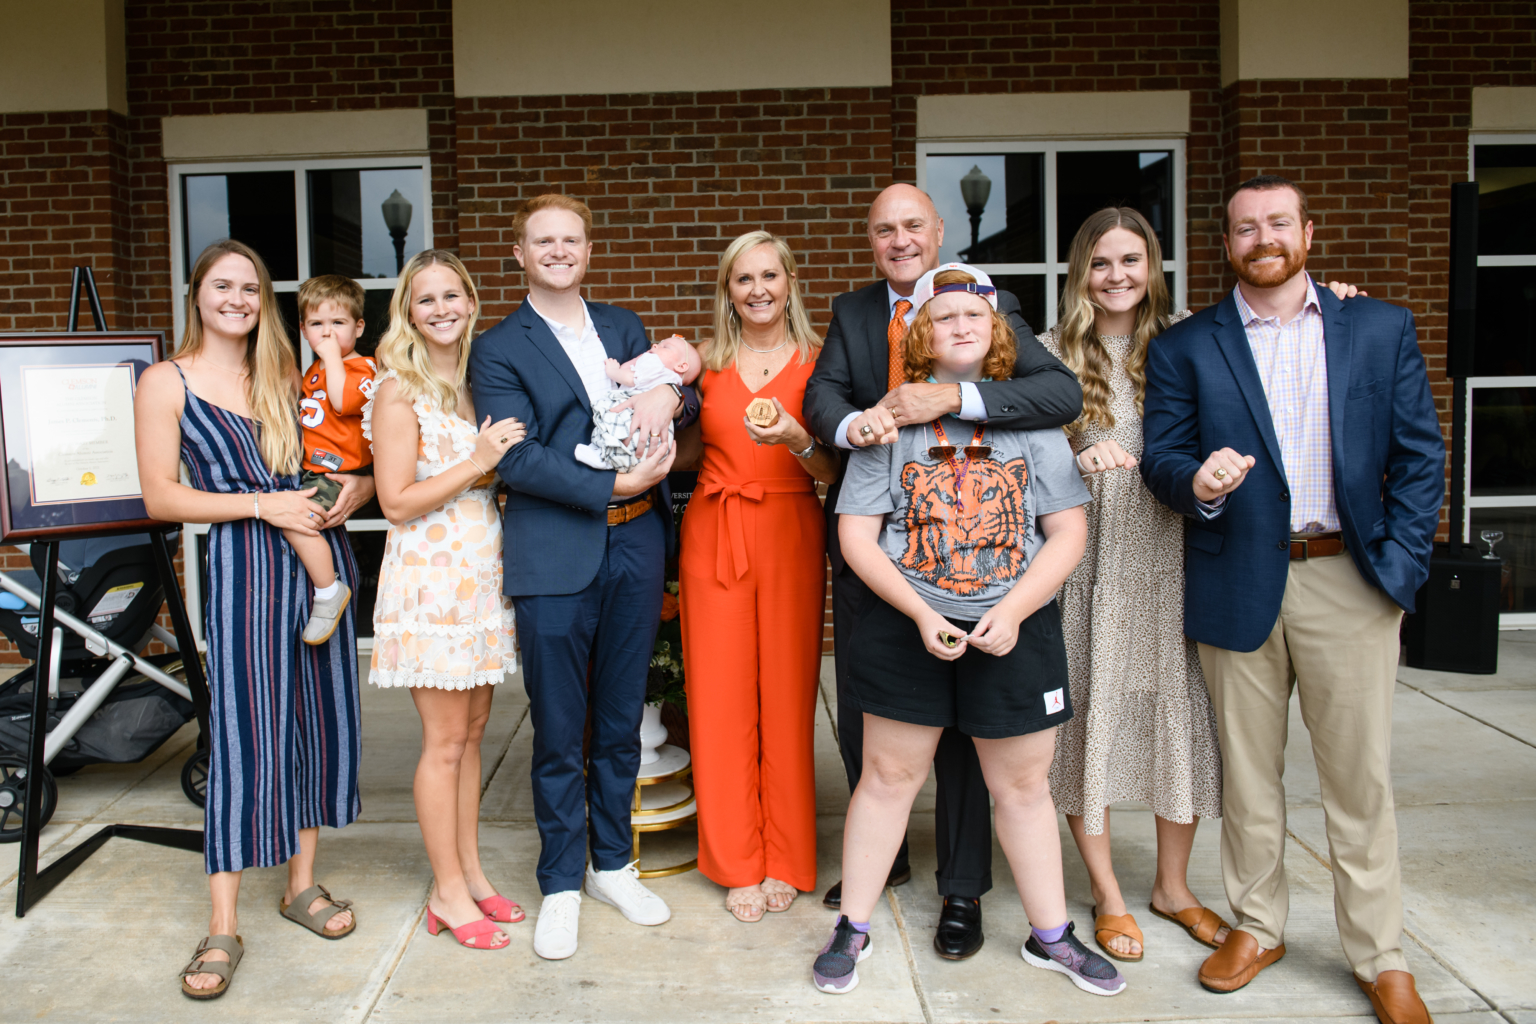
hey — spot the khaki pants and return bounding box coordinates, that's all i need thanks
[1198,551,1408,982]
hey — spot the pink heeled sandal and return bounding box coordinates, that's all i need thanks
[426,907,511,950]
[476,893,525,924]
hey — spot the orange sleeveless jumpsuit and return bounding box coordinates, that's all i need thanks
[679,355,824,892]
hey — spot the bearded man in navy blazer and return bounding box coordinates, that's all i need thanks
[1140,176,1443,1024]
[470,194,699,961]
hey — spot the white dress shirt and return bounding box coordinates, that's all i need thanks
[528,296,614,407]
[832,283,989,450]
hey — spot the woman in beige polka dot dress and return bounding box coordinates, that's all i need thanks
[366,250,525,950]
[1044,207,1357,964]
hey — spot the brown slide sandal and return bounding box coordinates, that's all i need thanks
[1150,903,1229,949]
[180,934,243,1000]
[1092,905,1144,962]
[280,883,357,939]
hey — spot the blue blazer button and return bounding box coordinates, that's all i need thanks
[1277,541,1287,550]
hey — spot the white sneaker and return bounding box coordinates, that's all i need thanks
[533,890,581,960]
[584,861,671,926]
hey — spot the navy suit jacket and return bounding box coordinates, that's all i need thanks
[1140,285,1445,653]
[469,299,699,597]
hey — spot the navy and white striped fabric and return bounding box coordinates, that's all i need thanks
[173,364,361,874]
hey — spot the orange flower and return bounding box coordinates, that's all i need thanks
[659,592,679,621]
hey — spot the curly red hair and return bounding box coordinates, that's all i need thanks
[902,270,1016,384]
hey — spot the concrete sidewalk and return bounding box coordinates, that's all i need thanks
[1,635,1532,1024]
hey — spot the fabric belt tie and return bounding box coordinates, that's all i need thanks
[697,478,813,585]
[1290,531,1344,560]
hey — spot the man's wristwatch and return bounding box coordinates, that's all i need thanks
[667,382,685,417]
[793,439,817,459]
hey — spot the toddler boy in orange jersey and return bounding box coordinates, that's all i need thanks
[289,275,376,645]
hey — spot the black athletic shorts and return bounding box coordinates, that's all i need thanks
[845,595,1073,739]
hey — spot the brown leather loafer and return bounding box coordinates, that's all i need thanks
[1357,970,1433,1024]
[1198,930,1285,992]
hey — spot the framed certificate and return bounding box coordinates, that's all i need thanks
[0,332,165,543]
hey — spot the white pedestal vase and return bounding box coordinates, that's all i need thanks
[639,702,668,766]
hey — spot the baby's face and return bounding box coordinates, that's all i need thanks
[652,336,702,384]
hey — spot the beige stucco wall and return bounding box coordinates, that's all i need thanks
[917,92,1191,141]
[1221,0,1409,86]
[161,109,431,162]
[0,0,127,114]
[1472,87,1536,132]
[453,0,890,97]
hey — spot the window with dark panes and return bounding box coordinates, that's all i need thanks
[1466,138,1536,621]
[920,142,1185,334]
[169,158,432,643]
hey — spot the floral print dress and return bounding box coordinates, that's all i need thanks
[364,370,516,689]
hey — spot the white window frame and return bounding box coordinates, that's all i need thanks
[1465,134,1536,628]
[915,138,1188,329]
[167,155,434,649]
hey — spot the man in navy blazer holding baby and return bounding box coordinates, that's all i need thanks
[470,194,699,962]
[1140,176,1443,1024]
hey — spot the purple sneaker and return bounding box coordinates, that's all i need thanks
[1021,922,1127,996]
[813,915,872,994]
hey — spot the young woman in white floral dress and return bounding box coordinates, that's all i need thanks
[1043,207,1359,962]
[367,249,526,951]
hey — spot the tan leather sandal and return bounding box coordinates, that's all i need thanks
[279,883,356,939]
[725,886,766,923]
[180,934,243,1000]
[1150,902,1229,949]
[761,877,799,913]
[1092,906,1144,962]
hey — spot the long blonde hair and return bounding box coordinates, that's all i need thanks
[374,249,480,410]
[178,240,302,475]
[1055,207,1172,434]
[706,231,820,373]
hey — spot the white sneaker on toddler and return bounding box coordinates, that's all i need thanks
[301,583,351,645]
[584,861,671,926]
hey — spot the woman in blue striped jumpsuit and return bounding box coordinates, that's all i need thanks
[135,240,365,999]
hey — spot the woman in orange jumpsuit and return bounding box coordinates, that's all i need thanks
[678,231,840,923]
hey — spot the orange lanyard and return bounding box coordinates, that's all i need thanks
[930,420,987,512]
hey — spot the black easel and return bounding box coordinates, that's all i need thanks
[14,269,211,917]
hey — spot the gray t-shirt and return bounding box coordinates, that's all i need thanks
[836,416,1090,622]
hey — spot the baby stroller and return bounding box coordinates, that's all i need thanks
[0,533,207,842]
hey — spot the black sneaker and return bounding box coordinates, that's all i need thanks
[813,915,872,994]
[1021,921,1127,996]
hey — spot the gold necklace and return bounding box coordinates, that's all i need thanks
[201,355,247,376]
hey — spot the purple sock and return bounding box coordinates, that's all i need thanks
[1031,921,1069,944]
[849,921,870,933]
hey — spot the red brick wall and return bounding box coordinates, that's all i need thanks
[887,0,1230,309]
[456,87,894,336]
[0,110,131,332]
[1220,78,1411,304]
[120,0,459,340]
[1408,1,1536,537]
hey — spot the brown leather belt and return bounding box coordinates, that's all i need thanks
[1290,531,1344,560]
[607,493,653,526]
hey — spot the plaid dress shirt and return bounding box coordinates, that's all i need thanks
[1232,276,1340,533]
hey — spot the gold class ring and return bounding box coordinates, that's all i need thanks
[860,424,874,436]
[1213,467,1228,480]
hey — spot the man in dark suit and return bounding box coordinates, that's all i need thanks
[1140,176,1443,1024]
[803,184,1082,959]
[470,194,699,962]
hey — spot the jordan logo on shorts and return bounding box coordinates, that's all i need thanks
[1044,688,1064,714]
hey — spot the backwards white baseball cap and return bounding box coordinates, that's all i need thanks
[909,262,998,313]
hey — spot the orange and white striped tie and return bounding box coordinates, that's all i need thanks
[887,299,912,391]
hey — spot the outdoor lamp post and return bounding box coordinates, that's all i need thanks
[382,189,413,275]
[959,165,992,255]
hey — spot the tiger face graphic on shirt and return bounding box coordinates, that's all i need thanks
[836,417,1090,622]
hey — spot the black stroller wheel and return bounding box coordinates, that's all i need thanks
[181,748,208,808]
[0,754,58,843]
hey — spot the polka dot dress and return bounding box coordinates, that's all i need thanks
[363,370,516,690]
[1041,317,1222,833]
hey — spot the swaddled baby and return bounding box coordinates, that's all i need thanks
[575,335,702,471]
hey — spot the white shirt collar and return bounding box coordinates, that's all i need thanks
[886,282,919,323]
[526,294,594,338]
